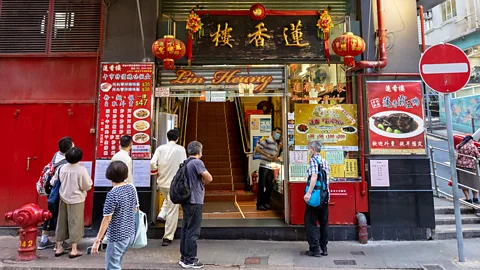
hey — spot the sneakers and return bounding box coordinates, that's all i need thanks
[256,205,267,211]
[305,251,322,257]
[473,198,479,204]
[181,261,204,269]
[37,240,55,250]
[264,204,272,210]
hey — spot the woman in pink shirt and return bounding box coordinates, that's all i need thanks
[455,135,480,204]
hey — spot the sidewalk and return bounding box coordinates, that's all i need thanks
[1,237,480,270]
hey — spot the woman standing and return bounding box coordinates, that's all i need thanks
[455,135,480,204]
[303,140,330,257]
[92,161,138,270]
[52,147,93,258]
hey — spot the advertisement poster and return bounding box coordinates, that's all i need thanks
[97,63,154,160]
[252,136,264,160]
[294,104,358,151]
[93,160,112,187]
[366,81,425,155]
[133,160,151,187]
[260,118,271,133]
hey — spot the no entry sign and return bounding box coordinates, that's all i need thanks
[419,43,471,93]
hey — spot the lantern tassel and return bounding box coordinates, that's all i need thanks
[187,34,193,66]
[324,32,330,66]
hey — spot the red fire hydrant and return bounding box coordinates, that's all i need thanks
[5,203,51,261]
[251,170,259,199]
[356,212,368,244]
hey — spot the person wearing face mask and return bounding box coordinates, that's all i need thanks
[254,127,282,211]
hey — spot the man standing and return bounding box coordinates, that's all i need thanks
[38,137,73,250]
[111,135,133,184]
[254,127,282,211]
[179,141,212,269]
[150,129,187,246]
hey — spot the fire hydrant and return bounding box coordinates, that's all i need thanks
[251,170,259,199]
[5,203,51,261]
[356,212,368,244]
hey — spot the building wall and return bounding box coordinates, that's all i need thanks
[424,0,479,45]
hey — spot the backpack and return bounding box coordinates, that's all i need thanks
[170,157,195,204]
[36,153,67,197]
[304,156,329,208]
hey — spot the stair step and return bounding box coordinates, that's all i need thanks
[212,175,245,184]
[204,190,255,202]
[206,183,245,191]
[435,214,480,225]
[434,206,476,215]
[209,168,244,176]
[434,224,480,240]
[203,161,244,169]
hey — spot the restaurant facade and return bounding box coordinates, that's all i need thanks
[0,0,435,241]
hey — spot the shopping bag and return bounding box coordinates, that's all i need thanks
[131,210,148,249]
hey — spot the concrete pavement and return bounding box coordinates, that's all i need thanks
[1,236,480,269]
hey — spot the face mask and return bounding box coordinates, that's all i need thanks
[273,133,281,140]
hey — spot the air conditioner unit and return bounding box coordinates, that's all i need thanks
[424,12,433,20]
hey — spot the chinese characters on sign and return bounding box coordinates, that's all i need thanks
[248,22,271,47]
[211,23,234,48]
[367,81,425,155]
[370,160,390,187]
[283,20,310,47]
[97,63,154,160]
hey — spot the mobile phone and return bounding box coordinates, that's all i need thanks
[87,246,92,255]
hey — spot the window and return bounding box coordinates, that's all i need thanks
[441,0,457,22]
[0,0,102,55]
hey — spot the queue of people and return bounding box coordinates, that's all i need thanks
[37,127,330,269]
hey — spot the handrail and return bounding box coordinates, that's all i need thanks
[234,97,252,155]
[180,97,190,147]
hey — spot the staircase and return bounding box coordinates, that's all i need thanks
[434,197,480,239]
[185,101,254,203]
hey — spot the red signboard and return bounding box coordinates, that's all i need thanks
[97,63,154,159]
[419,43,471,93]
[366,81,425,155]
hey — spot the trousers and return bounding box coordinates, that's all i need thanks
[304,204,329,253]
[180,203,203,264]
[257,167,274,207]
[158,187,180,240]
[105,235,135,270]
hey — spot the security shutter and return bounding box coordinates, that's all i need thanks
[51,0,102,52]
[0,0,102,55]
[161,0,347,19]
[0,0,50,53]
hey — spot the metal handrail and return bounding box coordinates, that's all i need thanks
[234,97,252,155]
[180,97,190,147]
[429,146,480,210]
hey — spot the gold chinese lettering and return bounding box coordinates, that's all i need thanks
[210,22,234,48]
[283,20,309,47]
[247,22,271,47]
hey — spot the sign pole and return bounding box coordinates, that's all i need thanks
[444,93,465,262]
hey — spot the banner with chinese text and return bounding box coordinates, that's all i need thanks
[97,63,154,160]
[366,81,425,155]
[294,104,358,151]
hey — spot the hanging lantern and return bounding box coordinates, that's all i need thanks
[152,35,186,70]
[332,32,366,67]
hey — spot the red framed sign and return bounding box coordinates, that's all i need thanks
[366,81,426,155]
[97,63,154,159]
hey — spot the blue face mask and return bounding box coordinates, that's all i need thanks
[273,133,281,140]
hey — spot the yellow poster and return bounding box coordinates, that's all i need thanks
[294,104,358,150]
[344,159,359,178]
[330,164,345,178]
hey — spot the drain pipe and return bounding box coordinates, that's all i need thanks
[356,212,368,244]
[418,5,426,53]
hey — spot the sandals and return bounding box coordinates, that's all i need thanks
[54,250,68,257]
[69,252,83,259]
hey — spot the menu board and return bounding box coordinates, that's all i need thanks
[97,63,154,159]
[294,104,358,151]
[366,81,425,155]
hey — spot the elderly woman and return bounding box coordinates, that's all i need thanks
[455,135,480,204]
[52,147,93,258]
[304,140,330,257]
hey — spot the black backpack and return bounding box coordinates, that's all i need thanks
[170,157,195,204]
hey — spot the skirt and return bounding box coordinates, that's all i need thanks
[457,167,480,191]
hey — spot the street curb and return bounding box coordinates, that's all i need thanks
[0,262,180,270]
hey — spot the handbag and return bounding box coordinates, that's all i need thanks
[305,157,328,208]
[131,210,148,249]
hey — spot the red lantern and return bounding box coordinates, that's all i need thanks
[332,32,366,67]
[152,35,186,70]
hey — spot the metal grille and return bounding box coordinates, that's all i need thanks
[161,0,347,20]
[50,0,102,52]
[0,0,50,53]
